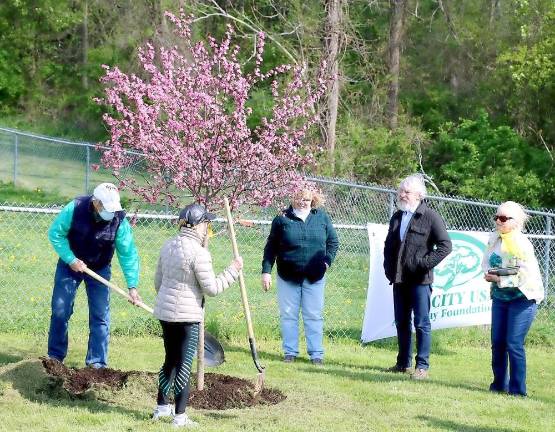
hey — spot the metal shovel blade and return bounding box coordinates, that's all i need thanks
[204,331,225,367]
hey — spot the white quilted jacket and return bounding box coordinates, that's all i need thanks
[153,228,239,322]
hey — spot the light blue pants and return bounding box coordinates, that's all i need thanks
[277,275,326,360]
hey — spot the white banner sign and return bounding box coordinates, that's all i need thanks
[361,223,492,342]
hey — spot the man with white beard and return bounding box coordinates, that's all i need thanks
[383,174,452,380]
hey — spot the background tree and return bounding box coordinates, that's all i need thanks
[386,0,407,130]
[2,0,555,207]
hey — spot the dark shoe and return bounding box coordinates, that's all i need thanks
[311,358,324,366]
[387,364,408,373]
[283,355,296,363]
[489,383,508,393]
[411,368,429,380]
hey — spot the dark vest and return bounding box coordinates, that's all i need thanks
[67,196,125,270]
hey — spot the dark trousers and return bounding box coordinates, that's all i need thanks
[490,298,537,396]
[157,321,199,414]
[393,283,432,370]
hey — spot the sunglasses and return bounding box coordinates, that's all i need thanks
[493,215,513,223]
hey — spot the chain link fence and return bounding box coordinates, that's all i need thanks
[0,127,553,342]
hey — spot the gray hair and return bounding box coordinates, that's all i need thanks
[497,201,529,230]
[399,174,427,200]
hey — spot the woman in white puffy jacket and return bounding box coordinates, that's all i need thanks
[151,203,242,427]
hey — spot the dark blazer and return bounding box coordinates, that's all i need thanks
[383,201,452,285]
[262,206,339,284]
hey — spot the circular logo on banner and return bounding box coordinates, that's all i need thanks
[434,232,487,291]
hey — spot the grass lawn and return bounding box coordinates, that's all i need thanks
[0,205,370,340]
[0,333,554,432]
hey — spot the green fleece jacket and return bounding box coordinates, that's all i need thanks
[262,206,339,283]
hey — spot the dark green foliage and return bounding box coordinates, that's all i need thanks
[334,114,420,187]
[0,0,554,208]
[426,111,551,207]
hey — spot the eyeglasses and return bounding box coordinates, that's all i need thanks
[494,215,513,223]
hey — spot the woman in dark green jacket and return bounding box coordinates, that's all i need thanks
[261,188,339,365]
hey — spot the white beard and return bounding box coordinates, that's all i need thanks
[398,201,419,212]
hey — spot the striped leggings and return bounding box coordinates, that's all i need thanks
[157,321,199,414]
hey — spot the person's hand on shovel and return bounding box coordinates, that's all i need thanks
[261,273,271,292]
[128,288,142,306]
[69,259,87,272]
[231,256,243,272]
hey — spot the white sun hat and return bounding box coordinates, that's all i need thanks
[93,183,123,212]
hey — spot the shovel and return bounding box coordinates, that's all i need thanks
[223,197,265,394]
[82,267,225,367]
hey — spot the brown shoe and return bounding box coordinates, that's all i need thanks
[387,364,408,373]
[411,368,429,380]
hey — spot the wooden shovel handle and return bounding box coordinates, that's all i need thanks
[223,197,255,339]
[82,267,154,314]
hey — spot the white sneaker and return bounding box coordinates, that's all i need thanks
[173,413,198,428]
[152,404,173,420]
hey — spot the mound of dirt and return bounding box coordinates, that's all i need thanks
[41,357,285,409]
[42,357,130,394]
[189,373,285,409]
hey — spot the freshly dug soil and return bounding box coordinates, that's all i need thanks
[189,373,286,409]
[42,357,130,394]
[41,358,285,409]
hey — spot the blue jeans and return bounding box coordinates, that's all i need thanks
[393,283,432,370]
[47,260,111,367]
[277,275,325,360]
[490,297,537,396]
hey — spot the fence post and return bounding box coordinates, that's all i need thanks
[544,216,552,297]
[85,145,90,194]
[388,192,395,218]
[13,133,19,186]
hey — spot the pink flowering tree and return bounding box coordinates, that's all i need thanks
[96,11,328,211]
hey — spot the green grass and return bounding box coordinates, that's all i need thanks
[0,135,178,207]
[0,198,370,341]
[0,181,70,205]
[0,333,554,432]
[0,190,552,345]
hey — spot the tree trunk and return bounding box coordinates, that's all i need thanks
[82,0,89,90]
[489,0,500,25]
[386,0,406,130]
[324,0,342,162]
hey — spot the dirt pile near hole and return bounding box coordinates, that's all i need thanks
[189,373,286,409]
[41,358,285,409]
[42,357,130,394]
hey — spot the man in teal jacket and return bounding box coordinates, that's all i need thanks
[47,182,141,368]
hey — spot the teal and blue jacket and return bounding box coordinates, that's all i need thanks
[48,196,140,288]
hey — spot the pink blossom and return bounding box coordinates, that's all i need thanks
[97,11,328,211]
